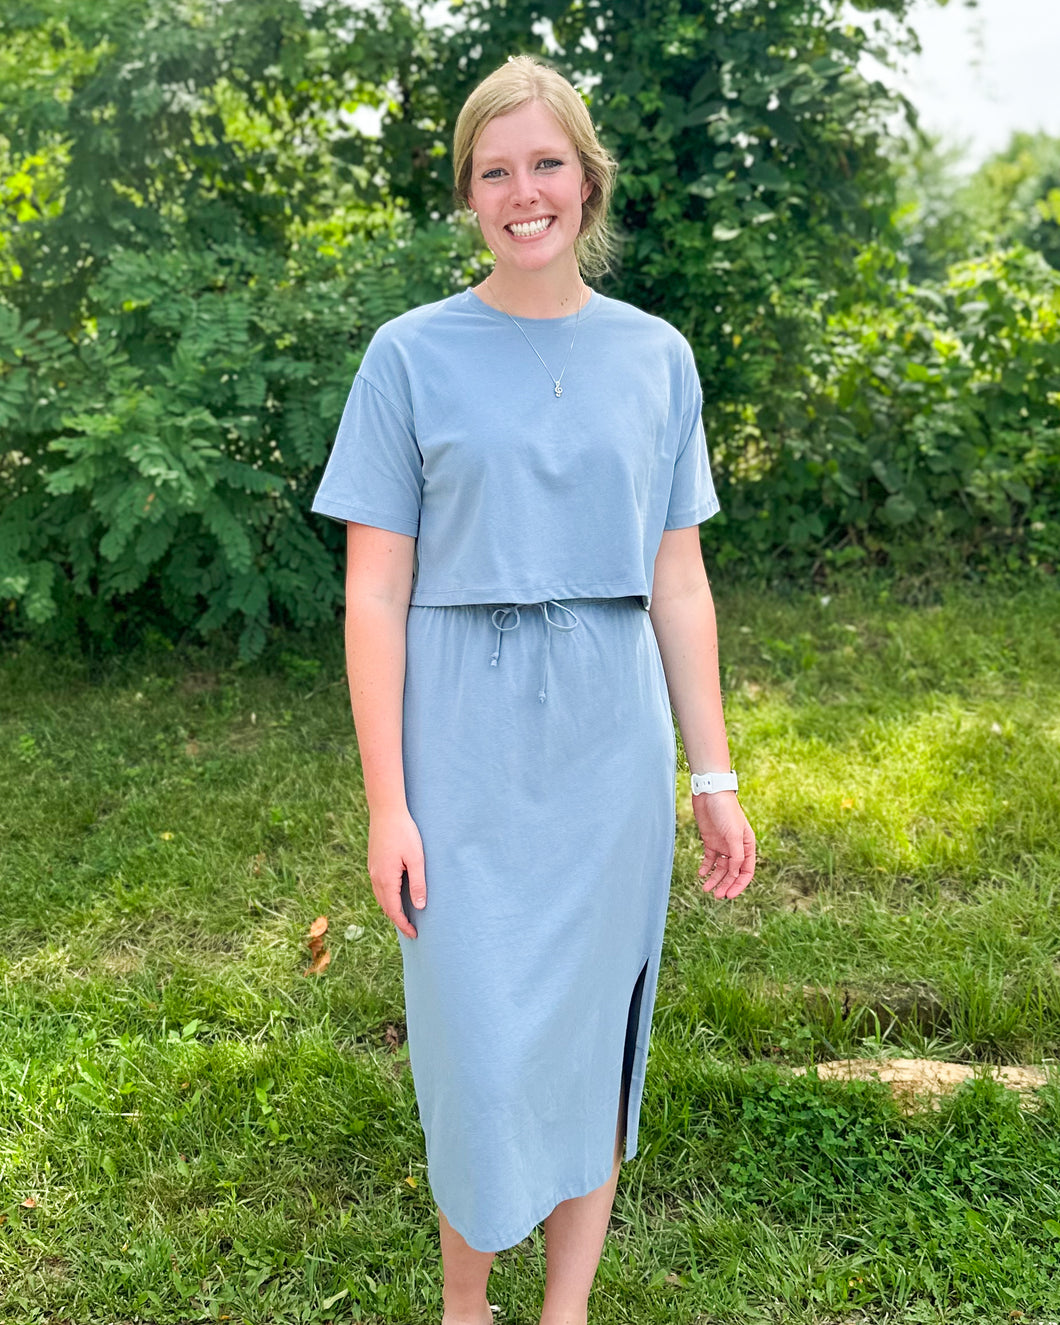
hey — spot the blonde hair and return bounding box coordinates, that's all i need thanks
[453,55,618,278]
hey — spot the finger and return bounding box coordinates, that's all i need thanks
[741,831,757,882]
[721,842,744,886]
[705,842,745,898]
[700,854,733,895]
[405,856,427,910]
[705,862,741,898]
[373,875,419,940]
[392,912,419,940]
[717,835,756,900]
[389,893,419,940]
[717,871,751,900]
[697,844,728,877]
[698,853,725,884]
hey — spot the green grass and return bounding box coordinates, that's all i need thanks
[1,579,1059,1323]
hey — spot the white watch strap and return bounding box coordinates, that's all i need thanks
[690,770,739,795]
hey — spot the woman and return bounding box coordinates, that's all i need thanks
[312,55,755,1325]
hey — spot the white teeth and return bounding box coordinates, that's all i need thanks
[508,216,553,237]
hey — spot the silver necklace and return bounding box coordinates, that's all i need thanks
[488,283,588,398]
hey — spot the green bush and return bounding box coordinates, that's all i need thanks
[707,243,1060,572]
[0,0,475,656]
[0,228,465,656]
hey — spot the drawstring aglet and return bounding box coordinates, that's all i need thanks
[490,652,499,667]
[537,689,546,704]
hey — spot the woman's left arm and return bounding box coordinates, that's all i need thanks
[648,526,756,900]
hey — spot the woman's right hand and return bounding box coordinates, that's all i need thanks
[367,807,427,939]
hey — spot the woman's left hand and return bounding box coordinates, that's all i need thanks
[692,791,756,900]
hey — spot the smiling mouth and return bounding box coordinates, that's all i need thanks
[506,216,555,238]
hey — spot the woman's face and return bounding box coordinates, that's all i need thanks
[467,100,592,279]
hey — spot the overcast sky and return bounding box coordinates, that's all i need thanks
[865,0,1060,170]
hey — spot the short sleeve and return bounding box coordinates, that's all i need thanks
[311,373,423,537]
[663,368,720,530]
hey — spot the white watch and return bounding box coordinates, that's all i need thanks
[690,770,739,795]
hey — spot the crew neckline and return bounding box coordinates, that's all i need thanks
[463,286,601,325]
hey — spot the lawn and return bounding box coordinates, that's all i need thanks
[1,578,1059,1324]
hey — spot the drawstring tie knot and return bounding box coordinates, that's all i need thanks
[488,601,580,703]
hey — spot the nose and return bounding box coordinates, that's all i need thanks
[508,167,540,207]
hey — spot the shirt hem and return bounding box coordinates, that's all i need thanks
[409,580,649,607]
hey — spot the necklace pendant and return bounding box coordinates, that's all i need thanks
[493,285,583,400]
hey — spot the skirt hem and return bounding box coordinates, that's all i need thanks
[439,1151,631,1254]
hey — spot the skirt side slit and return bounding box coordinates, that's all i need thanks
[619,959,650,1155]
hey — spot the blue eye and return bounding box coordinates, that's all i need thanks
[479,159,565,180]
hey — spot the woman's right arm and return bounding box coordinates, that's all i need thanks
[344,520,426,939]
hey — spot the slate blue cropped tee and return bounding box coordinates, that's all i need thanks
[311,288,720,609]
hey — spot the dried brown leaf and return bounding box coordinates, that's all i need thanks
[307,934,325,959]
[303,948,331,977]
[308,915,329,939]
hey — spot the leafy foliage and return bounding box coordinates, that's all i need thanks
[964,132,1060,273]
[0,0,475,655]
[710,242,1060,570]
[894,129,1060,282]
[1,0,1057,655]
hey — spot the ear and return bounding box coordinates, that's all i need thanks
[580,174,593,205]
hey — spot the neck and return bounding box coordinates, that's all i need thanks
[476,260,589,319]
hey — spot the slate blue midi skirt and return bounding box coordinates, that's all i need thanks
[398,596,677,1252]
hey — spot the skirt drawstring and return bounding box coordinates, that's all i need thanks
[489,601,580,703]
